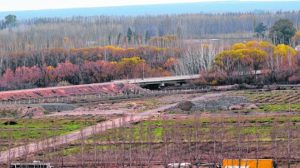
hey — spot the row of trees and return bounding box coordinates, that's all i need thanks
[1,11,300,53]
[0,41,222,90]
[0,57,171,90]
[0,14,300,89]
[198,40,300,85]
[0,45,181,74]
[6,117,298,167]
[2,40,300,90]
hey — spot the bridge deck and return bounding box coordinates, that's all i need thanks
[113,74,200,84]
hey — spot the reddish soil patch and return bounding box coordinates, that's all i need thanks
[0,83,146,101]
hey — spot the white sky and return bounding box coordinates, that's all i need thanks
[0,0,298,12]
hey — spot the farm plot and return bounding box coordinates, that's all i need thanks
[0,116,105,151]
[236,90,300,104]
[22,116,300,168]
[233,90,300,112]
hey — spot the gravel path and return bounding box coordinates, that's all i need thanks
[191,95,248,111]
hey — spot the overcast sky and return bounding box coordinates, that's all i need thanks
[0,0,298,12]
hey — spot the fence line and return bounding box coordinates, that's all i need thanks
[0,88,209,106]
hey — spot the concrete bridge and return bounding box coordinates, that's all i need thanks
[113,74,200,88]
[113,70,265,89]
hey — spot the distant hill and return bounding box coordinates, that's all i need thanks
[1,1,300,19]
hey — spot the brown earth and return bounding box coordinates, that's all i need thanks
[0,83,147,101]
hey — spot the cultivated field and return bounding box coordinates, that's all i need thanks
[0,86,299,167]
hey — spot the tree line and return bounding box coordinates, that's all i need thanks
[6,117,298,167]
[0,38,222,90]
[198,40,300,85]
[0,12,300,90]
[0,54,172,90]
[1,11,300,53]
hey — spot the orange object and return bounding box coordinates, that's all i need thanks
[222,159,273,168]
